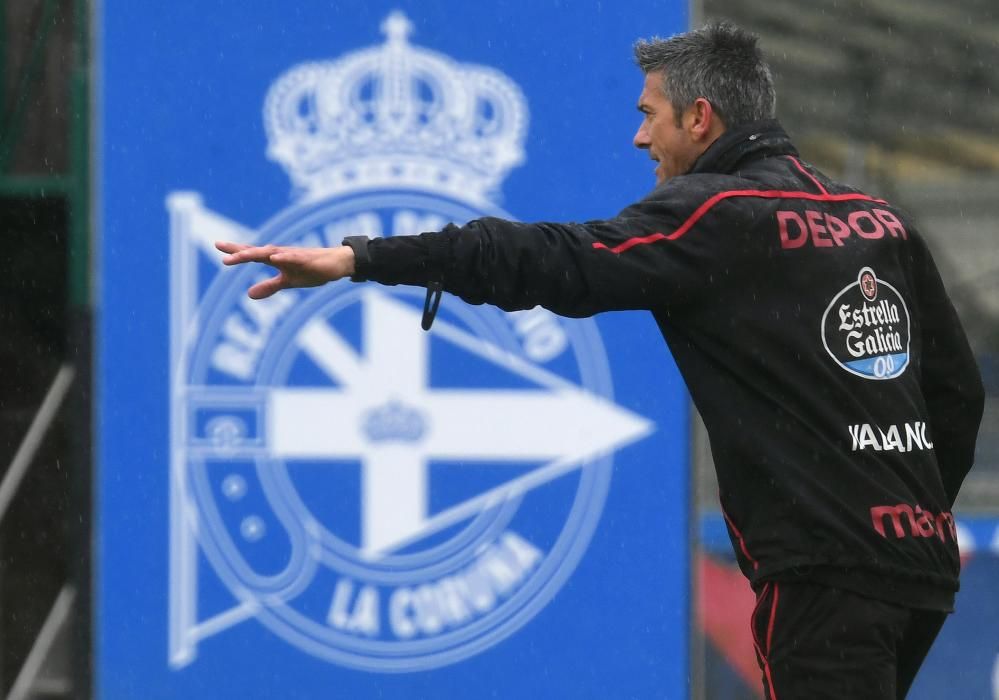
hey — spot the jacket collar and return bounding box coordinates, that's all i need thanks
[687,119,797,176]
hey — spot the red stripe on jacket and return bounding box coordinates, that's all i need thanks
[592,189,887,255]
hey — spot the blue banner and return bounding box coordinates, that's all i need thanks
[97,2,690,698]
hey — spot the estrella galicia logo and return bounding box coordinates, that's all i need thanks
[821,266,910,380]
[166,12,653,673]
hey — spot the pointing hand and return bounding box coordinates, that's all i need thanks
[215,241,356,299]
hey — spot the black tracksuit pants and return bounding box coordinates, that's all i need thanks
[751,581,948,699]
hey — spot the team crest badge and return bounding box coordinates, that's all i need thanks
[167,11,653,672]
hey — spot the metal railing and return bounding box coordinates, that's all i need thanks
[0,364,78,699]
[0,365,75,527]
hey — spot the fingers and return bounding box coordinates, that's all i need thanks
[219,244,280,266]
[215,240,250,254]
[247,273,286,300]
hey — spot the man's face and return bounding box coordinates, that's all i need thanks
[633,71,702,185]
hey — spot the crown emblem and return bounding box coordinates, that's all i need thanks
[264,11,529,204]
[361,399,429,443]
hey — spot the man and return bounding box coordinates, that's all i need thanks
[217,21,984,699]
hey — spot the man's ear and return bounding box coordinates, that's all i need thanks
[688,97,724,142]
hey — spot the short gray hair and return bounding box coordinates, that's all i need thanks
[634,21,776,128]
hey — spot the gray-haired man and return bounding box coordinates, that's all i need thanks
[218,22,984,698]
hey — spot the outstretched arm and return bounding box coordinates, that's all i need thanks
[215,241,356,299]
[217,183,729,316]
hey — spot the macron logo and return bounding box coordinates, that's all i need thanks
[871,504,956,543]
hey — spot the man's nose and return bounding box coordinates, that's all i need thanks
[633,123,650,149]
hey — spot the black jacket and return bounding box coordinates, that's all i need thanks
[344,120,985,610]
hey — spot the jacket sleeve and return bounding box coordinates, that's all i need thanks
[353,185,727,317]
[910,233,985,506]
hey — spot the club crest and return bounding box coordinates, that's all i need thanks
[167,11,653,672]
